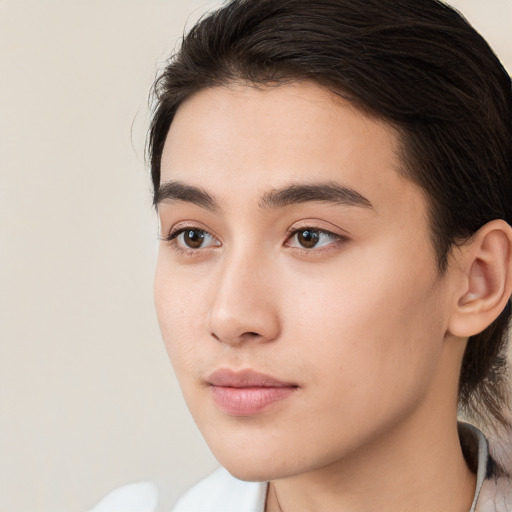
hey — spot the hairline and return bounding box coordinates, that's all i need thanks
[151,76,449,271]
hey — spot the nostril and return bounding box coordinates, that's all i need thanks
[210,330,262,344]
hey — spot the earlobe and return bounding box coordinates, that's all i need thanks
[448,220,512,338]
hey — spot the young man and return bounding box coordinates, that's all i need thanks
[94,0,512,510]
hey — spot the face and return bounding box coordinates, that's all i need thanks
[154,82,457,481]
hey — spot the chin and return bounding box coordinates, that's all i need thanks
[221,460,290,483]
[225,466,272,482]
[210,447,275,481]
[211,443,314,483]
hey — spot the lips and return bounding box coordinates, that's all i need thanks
[207,369,298,416]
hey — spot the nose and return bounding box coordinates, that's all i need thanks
[207,250,281,346]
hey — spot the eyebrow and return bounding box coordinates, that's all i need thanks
[154,181,220,211]
[154,180,373,211]
[260,182,373,209]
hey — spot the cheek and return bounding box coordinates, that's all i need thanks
[153,254,208,374]
[281,243,446,402]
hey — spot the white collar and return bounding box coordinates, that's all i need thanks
[174,423,494,512]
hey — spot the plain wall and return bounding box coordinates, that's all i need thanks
[1,1,511,511]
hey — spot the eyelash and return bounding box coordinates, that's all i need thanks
[162,224,347,256]
[284,227,347,254]
[162,226,220,256]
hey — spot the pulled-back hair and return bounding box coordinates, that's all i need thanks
[148,0,512,430]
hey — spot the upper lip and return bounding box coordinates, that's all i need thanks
[207,368,297,388]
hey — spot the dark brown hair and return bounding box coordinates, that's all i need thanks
[148,0,512,430]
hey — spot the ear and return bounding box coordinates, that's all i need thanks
[448,219,512,338]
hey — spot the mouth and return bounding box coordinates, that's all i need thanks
[206,368,298,416]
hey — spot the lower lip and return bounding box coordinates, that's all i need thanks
[210,386,296,416]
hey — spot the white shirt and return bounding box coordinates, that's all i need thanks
[89,424,512,512]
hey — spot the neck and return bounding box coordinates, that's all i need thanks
[265,413,476,512]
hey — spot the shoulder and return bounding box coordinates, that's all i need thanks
[477,477,512,512]
[88,481,159,512]
[172,467,267,512]
[86,469,266,512]
[460,422,512,512]
[477,433,512,512]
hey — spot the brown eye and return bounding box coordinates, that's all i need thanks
[286,227,344,251]
[297,229,320,248]
[167,227,220,251]
[182,229,206,249]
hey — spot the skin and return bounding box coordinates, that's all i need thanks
[154,82,477,512]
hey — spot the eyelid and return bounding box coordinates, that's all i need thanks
[160,219,348,255]
[285,228,345,246]
[284,220,349,252]
[161,222,221,254]
[162,221,218,241]
[285,219,349,239]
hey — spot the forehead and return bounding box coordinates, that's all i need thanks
[160,82,425,220]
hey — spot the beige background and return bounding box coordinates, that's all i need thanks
[1,1,511,511]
